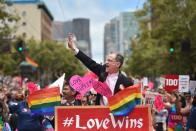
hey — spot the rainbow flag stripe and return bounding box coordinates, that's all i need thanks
[28,87,61,115]
[25,56,38,67]
[108,84,141,116]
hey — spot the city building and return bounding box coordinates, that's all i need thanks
[7,0,53,41]
[103,11,139,60]
[72,18,91,57]
[52,21,66,42]
[52,21,73,42]
[103,18,119,61]
[52,18,92,57]
[119,12,139,56]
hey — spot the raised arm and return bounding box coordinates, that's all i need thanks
[66,33,103,75]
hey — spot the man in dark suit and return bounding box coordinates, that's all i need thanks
[67,33,133,105]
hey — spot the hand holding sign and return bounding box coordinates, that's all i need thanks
[93,81,112,97]
[69,75,94,96]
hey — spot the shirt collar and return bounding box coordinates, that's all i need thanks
[108,71,119,77]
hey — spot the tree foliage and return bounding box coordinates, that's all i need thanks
[125,0,196,77]
[27,39,85,82]
[0,0,20,75]
[0,0,19,37]
[0,1,85,81]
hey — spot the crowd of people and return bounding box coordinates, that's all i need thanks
[0,74,196,131]
[0,34,195,131]
[0,74,98,131]
[148,86,196,131]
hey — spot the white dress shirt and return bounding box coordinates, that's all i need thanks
[101,72,119,105]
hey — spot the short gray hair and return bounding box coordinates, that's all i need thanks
[115,53,124,68]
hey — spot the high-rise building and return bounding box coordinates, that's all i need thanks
[119,12,139,56]
[103,18,119,61]
[63,21,73,38]
[52,21,73,42]
[52,18,92,57]
[7,0,53,41]
[103,11,139,60]
[52,21,66,42]
[72,18,91,57]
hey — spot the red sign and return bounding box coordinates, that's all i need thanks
[55,105,152,131]
[164,75,179,92]
[169,114,183,123]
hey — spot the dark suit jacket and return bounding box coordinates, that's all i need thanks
[75,50,133,105]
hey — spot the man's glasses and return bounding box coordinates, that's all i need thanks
[106,59,119,64]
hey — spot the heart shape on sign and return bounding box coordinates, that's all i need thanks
[93,81,112,97]
[69,75,94,96]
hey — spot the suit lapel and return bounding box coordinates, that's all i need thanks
[114,73,123,94]
[99,71,108,82]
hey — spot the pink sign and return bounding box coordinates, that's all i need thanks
[148,82,154,89]
[69,75,94,95]
[154,95,164,112]
[93,81,112,97]
[27,81,40,94]
[70,75,112,98]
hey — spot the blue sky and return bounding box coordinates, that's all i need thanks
[43,0,146,62]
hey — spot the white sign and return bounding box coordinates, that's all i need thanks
[160,77,165,87]
[178,75,190,92]
[190,80,196,96]
[144,91,159,106]
[142,77,148,87]
[49,73,65,93]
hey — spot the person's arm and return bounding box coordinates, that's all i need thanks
[75,50,103,75]
[164,102,172,110]
[181,104,192,115]
[175,95,181,114]
[67,33,102,75]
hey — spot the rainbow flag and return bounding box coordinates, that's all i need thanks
[0,116,3,130]
[108,84,141,116]
[28,87,61,115]
[25,56,38,67]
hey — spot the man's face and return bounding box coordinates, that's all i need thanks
[81,96,88,106]
[105,53,120,74]
[62,85,76,99]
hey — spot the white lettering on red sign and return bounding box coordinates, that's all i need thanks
[166,79,178,86]
[63,113,143,130]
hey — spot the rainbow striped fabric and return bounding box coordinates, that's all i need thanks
[0,117,3,131]
[25,56,38,67]
[28,87,61,115]
[108,84,141,116]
